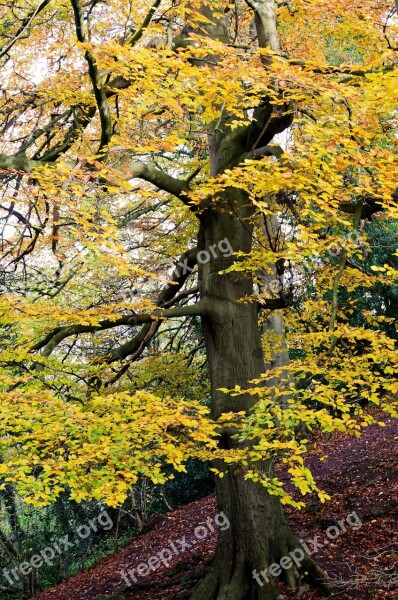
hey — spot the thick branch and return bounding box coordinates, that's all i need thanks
[244,0,281,53]
[0,152,193,207]
[70,0,113,153]
[0,153,42,172]
[247,143,284,160]
[33,247,200,357]
[34,303,205,357]
[127,0,163,45]
[289,59,395,78]
[127,161,193,204]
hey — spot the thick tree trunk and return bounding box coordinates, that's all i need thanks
[190,165,326,599]
[189,478,303,600]
[183,4,327,595]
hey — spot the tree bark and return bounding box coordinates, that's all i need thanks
[190,99,326,600]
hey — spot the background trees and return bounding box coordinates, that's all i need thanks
[0,1,397,599]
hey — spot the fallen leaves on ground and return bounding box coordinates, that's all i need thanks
[33,408,397,600]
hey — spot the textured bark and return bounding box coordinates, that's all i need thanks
[192,188,327,599]
[197,205,280,597]
[188,58,326,593]
[245,0,282,53]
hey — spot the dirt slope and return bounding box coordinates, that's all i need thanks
[33,409,398,600]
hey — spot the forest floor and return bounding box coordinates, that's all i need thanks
[33,407,397,600]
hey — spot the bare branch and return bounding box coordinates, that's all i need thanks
[35,303,206,358]
[127,161,192,203]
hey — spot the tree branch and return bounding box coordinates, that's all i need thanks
[0,153,194,208]
[0,0,52,62]
[244,0,281,53]
[35,303,206,358]
[99,248,199,367]
[32,247,200,357]
[127,161,194,206]
[37,105,97,162]
[289,59,395,78]
[247,143,284,160]
[126,0,163,46]
[70,0,113,154]
[0,153,42,172]
[327,199,363,354]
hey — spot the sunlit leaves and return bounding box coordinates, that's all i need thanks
[0,389,219,507]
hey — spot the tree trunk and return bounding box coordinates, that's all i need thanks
[190,150,326,600]
[181,3,328,595]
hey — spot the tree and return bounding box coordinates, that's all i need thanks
[0,1,397,599]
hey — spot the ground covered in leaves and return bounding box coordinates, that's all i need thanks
[33,409,397,600]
